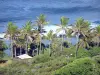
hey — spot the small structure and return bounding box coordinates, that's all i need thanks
[0,33,6,39]
[17,54,32,59]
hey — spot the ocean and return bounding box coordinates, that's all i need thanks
[0,0,100,32]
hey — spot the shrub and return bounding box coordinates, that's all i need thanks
[31,53,51,64]
[93,55,100,64]
[0,61,33,75]
[77,48,91,58]
[88,47,100,57]
[54,57,98,75]
[92,55,100,75]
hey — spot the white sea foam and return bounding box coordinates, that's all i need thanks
[42,23,99,36]
[0,33,6,39]
[90,23,98,28]
[42,25,72,36]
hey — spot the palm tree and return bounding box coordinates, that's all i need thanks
[95,25,100,46]
[22,21,33,54]
[73,18,90,58]
[35,14,49,54]
[35,32,40,55]
[6,22,18,58]
[15,36,26,56]
[0,40,7,58]
[56,16,69,51]
[46,30,53,56]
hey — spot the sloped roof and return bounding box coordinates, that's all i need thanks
[17,54,32,59]
[0,33,6,39]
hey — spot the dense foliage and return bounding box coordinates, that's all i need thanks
[0,47,100,75]
[0,15,100,75]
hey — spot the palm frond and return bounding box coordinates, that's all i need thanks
[60,16,69,27]
[56,28,62,33]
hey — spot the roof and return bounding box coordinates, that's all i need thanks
[0,33,6,39]
[17,54,32,59]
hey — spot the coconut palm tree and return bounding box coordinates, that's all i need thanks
[56,16,69,51]
[6,22,18,58]
[22,21,33,54]
[72,17,90,58]
[95,25,100,46]
[34,32,40,55]
[15,36,26,56]
[35,14,49,53]
[46,30,53,56]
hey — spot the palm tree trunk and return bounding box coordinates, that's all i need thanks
[37,44,39,55]
[49,40,52,57]
[40,25,42,54]
[25,35,28,54]
[20,46,22,55]
[42,46,44,54]
[33,49,34,56]
[97,37,100,47]
[11,36,13,58]
[40,41,42,53]
[14,46,16,57]
[40,35,42,51]
[75,42,79,58]
[61,35,64,51]
[37,48,39,55]
[75,34,80,58]
[49,43,51,56]
[97,43,99,47]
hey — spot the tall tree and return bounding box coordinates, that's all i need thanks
[6,22,18,58]
[35,14,49,54]
[22,21,33,54]
[15,37,26,56]
[56,16,69,51]
[46,30,53,56]
[73,18,90,58]
[95,25,100,46]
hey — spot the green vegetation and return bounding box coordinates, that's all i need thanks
[1,47,100,75]
[56,16,69,51]
[0,40,7,59]
[55,57,98,75]
[0,14,100,75]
